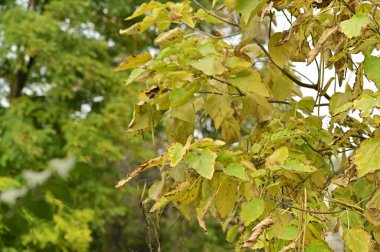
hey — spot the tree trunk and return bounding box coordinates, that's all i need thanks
[9,57,35,102]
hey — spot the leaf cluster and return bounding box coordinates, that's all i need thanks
[118,0,380,251]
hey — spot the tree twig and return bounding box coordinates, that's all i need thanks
[263,194,346,214]
[191,0,240,28]
[253,39,331,100]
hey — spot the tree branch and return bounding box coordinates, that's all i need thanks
[191,0,241,28]
[339,0,355,14]
[10,57,35,102]
[253,40,331,100]
[263,194,346,214]
[185,25,241,39]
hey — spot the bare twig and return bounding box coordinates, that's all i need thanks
[138,185,156,252]
[115,155,165,187]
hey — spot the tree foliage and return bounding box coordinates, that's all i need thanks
[118,0,380,251]
[0,0,160,251]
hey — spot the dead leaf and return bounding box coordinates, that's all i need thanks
[241,217,275,248]
[307,26,339,65]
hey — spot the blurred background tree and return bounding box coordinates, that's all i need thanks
[0,0,228,251]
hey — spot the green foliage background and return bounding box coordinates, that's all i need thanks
[0,0,228,251]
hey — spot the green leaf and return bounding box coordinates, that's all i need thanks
[114,52,152,71]
[266,146,289,167]
[213,174,238,219]
[240,197,264,226]
[236,0,264,23]
[329,92,352,115]
[148,180,165,200]
[228,69,270,97]
[282,158,316,173]
[150,181,190,212]
[166,118,194,144]
[305,239,331,252]
[126,1,162,20]
[168,143,187,167]
[172,102,196,123]
[221,117,241,143]
[242,94,273,122]
[174,179,201,207]
[185,150,217,179]
[268,32,292,68]
[297,96,315,113]
[271,129,303,142]
[169,83,199,108]
[354,138,380,177]
[225,163,248,181]
[198,43,218,56]
[277,225,298,240]
[128,104,156,131]
[363,56,380,89]
[339,13,371,38]
[169,162,189,182]
[226,224,240,243]
[205,94,232,129]
[353,92,380,117]
[224,56,251,70]
[343,228,370,252]
[126,68,146,85]
[120,15,156,35]
[189,55,226,76]
[366,189,380,226]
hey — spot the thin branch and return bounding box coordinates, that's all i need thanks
[186,25,241,39]
[339,0,355,14]
[197,91,328,107]
[281,10,292,25]
[290,67,315,86]
[138,185,156,252]
[254,41,315,89]
[263,194,346,214]
[197,91,329,107]
[191,0,240,28]
[268,100,290,105]
[254,40,331,100]
[301,136,322,154]
[208,75,245,96]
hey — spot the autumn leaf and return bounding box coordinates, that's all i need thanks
[114,52,151,71]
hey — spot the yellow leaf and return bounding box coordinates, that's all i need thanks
[114,52,151,71]
[126,1,162,20]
